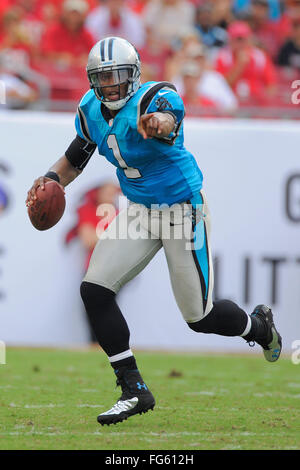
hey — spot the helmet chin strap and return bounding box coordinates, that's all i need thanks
[94,78,138,110]
[103,98,128,111]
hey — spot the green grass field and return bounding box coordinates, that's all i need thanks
[0,348,299,450]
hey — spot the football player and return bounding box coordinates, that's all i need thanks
[26,37,282,426]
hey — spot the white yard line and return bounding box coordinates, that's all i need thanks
[9,402,105,409]
[24,404,65,409]
[76,404,103,408]
[185,389,228,396]
[0,430,296,440]
[253,392,300,399]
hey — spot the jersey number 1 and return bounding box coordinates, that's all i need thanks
[107,134,141,179]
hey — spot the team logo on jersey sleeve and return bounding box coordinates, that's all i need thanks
[155,96,172,111]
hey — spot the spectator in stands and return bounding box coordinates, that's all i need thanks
[215,21,277,104]
[39,2,59,28]
[139,26,171,82]
[277,17,300,69]
[0,62,38,108]
[210,0,235,29]
[248,0,283,59]
[85,0,145,49]
[276,0,300,44]
[165,28,203,82]
[194,3,227,50]
[143,0,195,48]
[14,0,44,43]
[277,0,300,40]
[173,43,238,112]
[0,7,36,63]
[14,0,68,44]
[0,1,13,23]
[286,0,300,18]
[41,0,94,68]
[179,61,218,116]
[233,0,282,21]
[128,0,150,15]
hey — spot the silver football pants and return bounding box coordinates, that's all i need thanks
[83,190,214,323]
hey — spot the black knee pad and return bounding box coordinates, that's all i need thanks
[80,281,115,310]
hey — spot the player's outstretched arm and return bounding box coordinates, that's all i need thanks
[137,112,176,140]
[26,155,80,207]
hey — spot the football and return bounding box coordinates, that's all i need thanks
[28,180,66,231]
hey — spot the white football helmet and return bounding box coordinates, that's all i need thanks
[87,37,141,111]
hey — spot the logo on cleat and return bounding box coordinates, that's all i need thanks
[137,382,148,390]
[272,348,280,359]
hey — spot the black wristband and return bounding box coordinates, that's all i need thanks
[44,171,60,183]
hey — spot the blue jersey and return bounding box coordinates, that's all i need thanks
[74,81,203,207]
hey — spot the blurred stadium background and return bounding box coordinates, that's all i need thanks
[0,0,300,354]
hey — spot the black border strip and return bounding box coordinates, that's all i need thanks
[139,82,177,117]
[100,39,105,61]
[108,38,114,61]
[77,107,93,143]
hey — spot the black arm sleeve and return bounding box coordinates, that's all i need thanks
[65,135,97,171]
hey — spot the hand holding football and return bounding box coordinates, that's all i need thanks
[27,179,66,231]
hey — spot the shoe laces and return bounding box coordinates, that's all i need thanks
[251,310,272,349]
[116,376,132,400]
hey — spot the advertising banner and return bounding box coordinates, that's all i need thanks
[0,112,299,352]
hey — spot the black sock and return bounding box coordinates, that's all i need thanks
[80,282,130,357]
[110,356,138,372]
[244,315,268,342]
